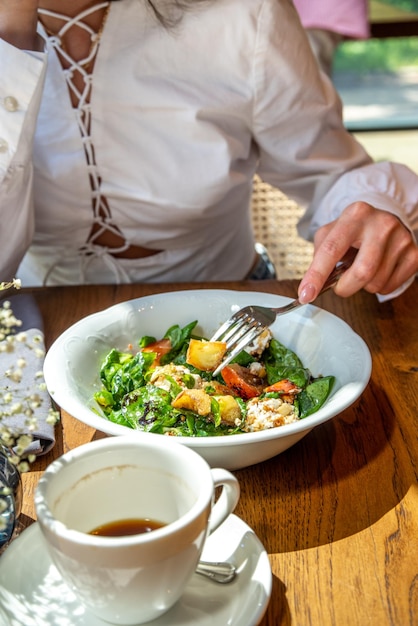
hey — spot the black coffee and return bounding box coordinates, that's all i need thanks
[89,518,166,537]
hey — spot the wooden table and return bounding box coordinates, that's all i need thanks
[9,279,418,626]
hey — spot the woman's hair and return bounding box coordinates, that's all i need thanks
[146,0,211,27]
[110,0,211,28]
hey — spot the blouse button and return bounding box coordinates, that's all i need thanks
[0,138,9,153]
[3,96,19,112]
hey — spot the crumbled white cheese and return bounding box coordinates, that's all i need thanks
[150,364,202,391]
[246,328,273,357]
[248,361,266,378]
[244,396,298,432]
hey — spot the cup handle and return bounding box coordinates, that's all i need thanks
[208,468,240,535]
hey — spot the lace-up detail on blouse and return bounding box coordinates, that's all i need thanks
[38,3,136,282]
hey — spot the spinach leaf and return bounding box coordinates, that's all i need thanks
[263,339,310,388]
[210,397,222,427]
[160,321,198,365]
[182,414,243,437]
[105,408,140,429]
[94,389,115,409]
[99,349,132,389]
[138,335,156,349]
[230,350,255,367]
[97,349,155,408]
[111,352,155,403]
[121,385,180,431]
[295,376,335,418]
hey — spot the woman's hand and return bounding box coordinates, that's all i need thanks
[298,201,418,303]
[0,0,40,50]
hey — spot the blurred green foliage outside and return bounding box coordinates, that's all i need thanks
[335,37,418,73]
[384,0,418,11]
[335,0,418,73]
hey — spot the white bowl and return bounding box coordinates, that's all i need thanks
[44,290,372,470]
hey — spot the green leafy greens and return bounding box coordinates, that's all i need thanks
[94,322,335,436]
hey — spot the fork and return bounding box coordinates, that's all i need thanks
[210,248,357,377]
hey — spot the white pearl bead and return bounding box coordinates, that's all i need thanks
[3,96,18,112]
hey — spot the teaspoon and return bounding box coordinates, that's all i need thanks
[196,560,236,583]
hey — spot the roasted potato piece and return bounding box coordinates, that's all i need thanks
[215,395,242,425]
[186,339,227,371]
[203,380,230,395]
[172,388,212,416]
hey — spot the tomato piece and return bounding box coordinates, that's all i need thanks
[264,378,301,403]
[141,338,172,366]
[264,379,300,394]
[221,363,264,400]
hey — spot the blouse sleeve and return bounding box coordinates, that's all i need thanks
[252,0,418,246]
[0,38,46,280]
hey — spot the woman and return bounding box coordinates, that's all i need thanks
[0,0,417,304]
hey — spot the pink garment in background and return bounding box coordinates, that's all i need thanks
[293,0,370,39]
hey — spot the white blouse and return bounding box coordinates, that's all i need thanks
[0,0,417,286]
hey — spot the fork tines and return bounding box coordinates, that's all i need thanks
[211,310,267,376]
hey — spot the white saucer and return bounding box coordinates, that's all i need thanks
[0,514,271,626]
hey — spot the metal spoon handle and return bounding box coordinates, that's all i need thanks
[196,560,236,583]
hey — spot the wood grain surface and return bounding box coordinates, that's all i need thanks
[9,279,418,626]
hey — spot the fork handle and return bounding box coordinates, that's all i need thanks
[266,250,357,317]
[281,248,357,313]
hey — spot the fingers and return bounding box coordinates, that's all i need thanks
[298,202,418,303]
[373,241,418,295]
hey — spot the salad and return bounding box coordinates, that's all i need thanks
[94,321,335,437]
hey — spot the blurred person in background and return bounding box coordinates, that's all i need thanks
[293,0,370,76]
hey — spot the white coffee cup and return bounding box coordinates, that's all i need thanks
[34,435,240,625]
